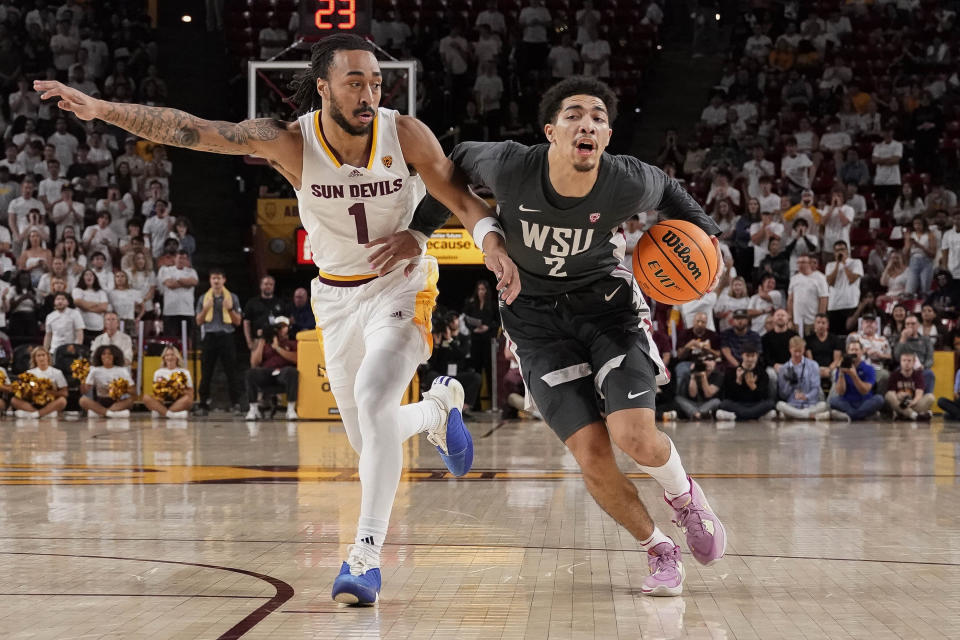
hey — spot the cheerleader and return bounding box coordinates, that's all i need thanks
[79,345,135,418]
[142,345,194,418]
[12,347,69,418]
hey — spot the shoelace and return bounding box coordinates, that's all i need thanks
[673,504,707,535]
[651,545,680,574]
[345,544,377,577]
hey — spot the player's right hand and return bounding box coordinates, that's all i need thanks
[483,246,520,305]
[34,80,100,121]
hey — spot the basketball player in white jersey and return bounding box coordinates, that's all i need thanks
[36,34,520,606]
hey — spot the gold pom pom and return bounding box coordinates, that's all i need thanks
[107,377,130,401]
[70,357,91,382]
[12,373,55,406]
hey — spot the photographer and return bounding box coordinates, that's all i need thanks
[245,317,298,421]
[884,351,934,421]
[674,353,722,420]
[674,311,721,392]
[715,346,776,422]
[776,336,827,420]
[828,339,884,421]
[425,311,481,411]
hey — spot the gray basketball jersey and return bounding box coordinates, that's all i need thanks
[414,141,721,297]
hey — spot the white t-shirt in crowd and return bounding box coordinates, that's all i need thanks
[714,293,751,331]
[758,193,781,213]
[72,287,109,330]
[581,39,611,77]
[781,152,813,189]
[153,366,194,389]
[747,290,784,334]
[872,140,903,185]
[144,215,174,257]
[84,365,134,398]
[90,330,134,365]
[942,228,960,279]
[788,272,829,331]
[44,307,84,351]
[679,291,718,332]
[38,177,67,205]
[825,258,864,310]
[29,365,68,390]
[700,105,727,126]
[157,265,198,316]
[51,200,85,239]
[108,287,140,321]
[547,45,579,78]
[518,6,550,42]
[749,221,784,266]
[820,131,852,153]
[822,205,854,249]
[742,159,775,198]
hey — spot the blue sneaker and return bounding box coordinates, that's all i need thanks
[331,545,381,605]
[424,376,474,476]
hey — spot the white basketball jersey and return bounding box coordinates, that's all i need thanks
[295,107,426,278]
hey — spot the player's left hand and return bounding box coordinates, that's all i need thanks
[706,235,724,294]
[483,245,521,305]
[366,230,423,276]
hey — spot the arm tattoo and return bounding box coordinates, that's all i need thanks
[100,102,283,154]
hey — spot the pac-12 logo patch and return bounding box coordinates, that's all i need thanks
[382,155,393,168]
[589,212,601,223]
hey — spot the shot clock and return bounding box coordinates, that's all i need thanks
[298,0,372,38]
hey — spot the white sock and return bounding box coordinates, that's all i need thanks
[249,403,258,412]
[355,515,387,563]
[397,399,443,442]
[638,526,673,552]
[637,437,690,500]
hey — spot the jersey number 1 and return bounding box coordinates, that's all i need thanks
[348,202,368,244]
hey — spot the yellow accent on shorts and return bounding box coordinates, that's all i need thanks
[316,270,379,282]
[413,260,440,355]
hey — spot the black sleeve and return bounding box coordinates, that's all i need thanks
[408,141,523,237]
[626,158,721,237]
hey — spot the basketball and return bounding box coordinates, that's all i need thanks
[632,220,717,304]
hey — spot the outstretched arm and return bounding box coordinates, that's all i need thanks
[365,117,520,303]
[34,81,300,174]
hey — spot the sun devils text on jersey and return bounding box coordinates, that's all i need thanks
[411,141,720,297]
[294,107,427,279]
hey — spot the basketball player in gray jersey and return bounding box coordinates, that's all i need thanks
[392,77,727,595]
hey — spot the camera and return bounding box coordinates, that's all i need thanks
[782,367,799,385]
[840,354,854,369]
[692,357,707,373]
[899,396,912,409]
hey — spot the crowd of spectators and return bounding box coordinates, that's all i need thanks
[236,0,661,158]
[0,1,320,418]
[636,0,960,424]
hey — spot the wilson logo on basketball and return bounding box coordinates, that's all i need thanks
[660,230,703,280]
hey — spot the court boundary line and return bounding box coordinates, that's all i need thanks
[0,551,295,639]
[3,539,957,568]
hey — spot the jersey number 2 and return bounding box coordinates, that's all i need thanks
[544,256,567,277]
[348,202,368,244]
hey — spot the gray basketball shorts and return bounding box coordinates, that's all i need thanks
[500,276,660,442]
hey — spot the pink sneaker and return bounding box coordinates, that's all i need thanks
[666,476,727,566]
[641,541,684,596]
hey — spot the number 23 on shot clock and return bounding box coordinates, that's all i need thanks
[298,0,372,37]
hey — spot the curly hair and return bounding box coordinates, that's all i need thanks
[537,76,618,127]
[92,344,124,367]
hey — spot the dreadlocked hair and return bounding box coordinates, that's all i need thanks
[289,34,376,115]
